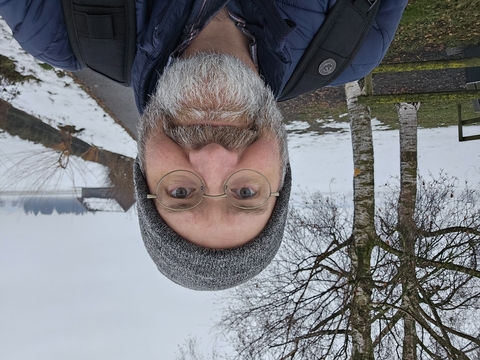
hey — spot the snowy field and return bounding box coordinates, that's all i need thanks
[1,16,480,360]
[287,118,480,203]
[0,18,137,158]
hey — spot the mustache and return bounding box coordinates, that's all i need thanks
[162,122,259,150]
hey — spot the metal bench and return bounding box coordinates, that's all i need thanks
[466,81,480,113]
[466,45,480,113]
[459,46,480,141]
[457,104,480,142]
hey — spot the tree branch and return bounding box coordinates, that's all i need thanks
[374,239,480,278]
[372,308,403,348]
[417,338,443,360]
[416,305,480,346]
[420,226,480,238]
[270,329,349,349]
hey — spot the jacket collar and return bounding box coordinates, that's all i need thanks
[134,0,296,112]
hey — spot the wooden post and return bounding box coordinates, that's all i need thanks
[364,73,373,95]
[457,104,480,142]
[458,104,464,142]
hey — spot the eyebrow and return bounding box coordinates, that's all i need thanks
[226,203,270,216]
[158,202,270,215]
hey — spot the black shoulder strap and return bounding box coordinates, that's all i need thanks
[61,0,136,86]
[278,0,381,101]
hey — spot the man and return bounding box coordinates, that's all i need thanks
[0,0,407,290]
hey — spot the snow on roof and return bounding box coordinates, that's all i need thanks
[79,197,125,212]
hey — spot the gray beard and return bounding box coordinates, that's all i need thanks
[138,53,288,173]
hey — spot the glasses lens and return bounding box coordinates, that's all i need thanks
[225,170,271,209]
[156,171,203,210]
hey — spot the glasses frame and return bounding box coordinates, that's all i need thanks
[147,169,280,211]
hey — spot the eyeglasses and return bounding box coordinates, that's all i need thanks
[147,169,280,211]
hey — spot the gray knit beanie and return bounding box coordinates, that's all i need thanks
[133,158,291,291]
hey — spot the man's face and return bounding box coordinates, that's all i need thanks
[138,54,287,249]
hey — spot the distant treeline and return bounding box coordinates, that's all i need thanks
[2,197,88,215]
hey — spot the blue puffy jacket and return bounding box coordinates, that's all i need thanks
[0,0,407,111]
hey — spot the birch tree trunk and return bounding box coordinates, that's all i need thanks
[345,81,376,360]
[396,102,420,360]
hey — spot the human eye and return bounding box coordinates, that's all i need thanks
[167,186,196,199]
[229,186,259,200]
[225,170,271,208]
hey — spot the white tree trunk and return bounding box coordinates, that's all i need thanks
[345,81,375,360]
[396,102,420,360]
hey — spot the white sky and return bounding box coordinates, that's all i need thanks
[1,15,480,360]
[0,208,228,360]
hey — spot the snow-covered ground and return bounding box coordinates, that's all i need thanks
[288,118,480,204]
[0,16,137,193]
[0,18,137,159]
[1,15,480,360]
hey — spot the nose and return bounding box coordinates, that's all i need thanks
[188,144,239,191]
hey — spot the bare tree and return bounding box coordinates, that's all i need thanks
[0,99,135,201]
[175,336,226,360]
[346,81,376,360]
[398,102,420,359]
[216,85,480,360]
[374,103,480,359]
[375,173,480,360]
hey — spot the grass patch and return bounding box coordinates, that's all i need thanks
[285,102,348,123]
[386,0,480,60]
[39,62,66,78]
[0,54,39,84]
[284,99,477,131]
[283,102,351,136]
[369,99,475,129]
[38,63,54,71]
